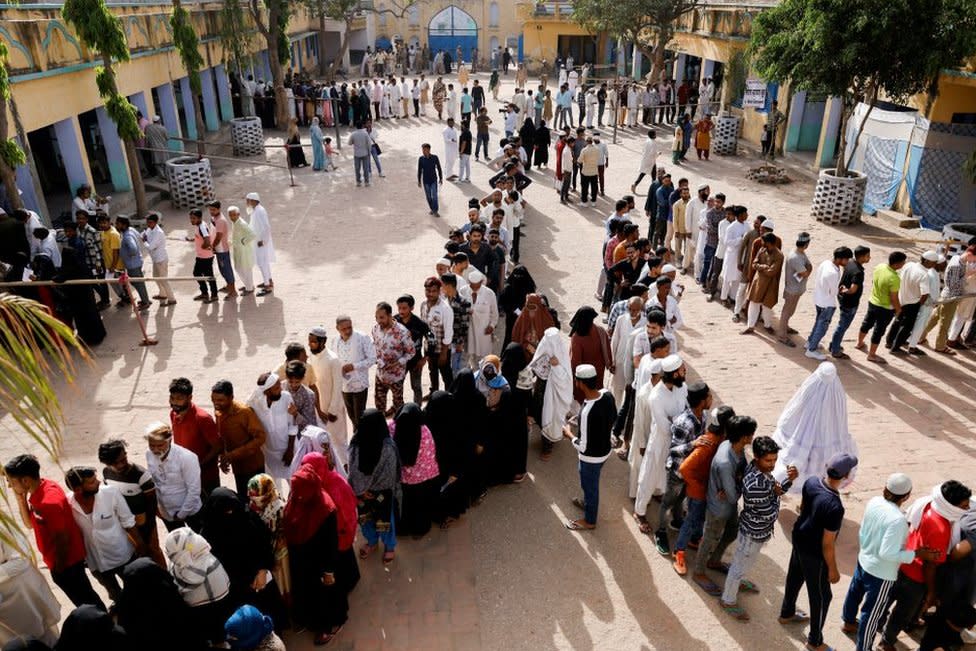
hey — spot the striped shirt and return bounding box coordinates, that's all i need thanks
[738,462,781,542]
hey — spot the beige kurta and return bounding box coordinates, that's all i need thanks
[0,536,61,647]
[747,247,785,307]
[307,347,349,468]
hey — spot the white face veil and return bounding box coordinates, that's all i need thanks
[772,362,858,492]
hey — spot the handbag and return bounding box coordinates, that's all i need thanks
[517,366,536,391]
[369,132,381,156]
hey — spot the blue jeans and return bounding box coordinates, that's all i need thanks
[807,305,836,351]
[125,266,150,304]
[354,155,371,184]
[360,501,397,550]
[422,180,439,213]
[698,244,716,285]
[370,149,383,175]
[841,561,893,651]
[215,251,234,285]
[829,305,858,354]
[475,133,489,159]
[450,348,466,375]
[674,497,706,552]
[579,460,604,525]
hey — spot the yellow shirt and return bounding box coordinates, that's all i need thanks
[673,200,689,234]
[101,226,122,272]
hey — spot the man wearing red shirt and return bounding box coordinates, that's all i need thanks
[4,454,105,609]
[879,480,972,651]
[169,377,222,495]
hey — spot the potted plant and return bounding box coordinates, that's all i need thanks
[748,0,976,225]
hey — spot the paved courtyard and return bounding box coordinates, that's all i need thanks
[4,72,975,650]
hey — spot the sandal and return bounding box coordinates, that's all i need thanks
[739,579,760,593]
[934,347,957,355]
[257,288,273,296]
[632,512,651,535]
[721,601,750,621]
[565,519,595,531]
[692,575,722,596]
[358,544,376,559]
[382,550,396,565]
[314,625,342,646]
[778,610,810,624]
[706,562,730,574]
[866,356,888,365]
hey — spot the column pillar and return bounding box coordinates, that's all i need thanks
[674,53,687,84]
[128,91,150,120]
[53,116,93,195]
[179,76,199,141]
[155,82,184,151]
[701,59,715,86]
[14,138,44,217]
[199,68,220,132]
[631,44,642,80]
[815,96,844,169]
[215,64,235,121]
[784,90,806,153]
[94,107,132,191]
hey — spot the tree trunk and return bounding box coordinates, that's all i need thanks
[838,87,877,178]
[8,94,46,222]
[0,98,25,212]
[192,91,206,157]
[326,19,353,83]
[249,0,290,128]
[650,29,669,83]
[318,12,328,77]
[100,55,147,217]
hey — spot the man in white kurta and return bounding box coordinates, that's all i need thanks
[389,80,402,118]
[610,297,645,405]
[245,192,275,294]
[461,270,498,366]
[447,85,458,121]
[718,208,749,303]
[628,357,658,499]
[685,185,708,274]
[307,325,350,469]
[228,206,257,293]
[634,354,689,519]
[247,371,297,492]
[443,120,459,179]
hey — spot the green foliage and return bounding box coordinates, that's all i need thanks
[726,50,748,105]
[61,0,130,63]
[219,0,252,70]
[322,0,361,21]
[0,139,26,168]
[749,0,976,105]
[965,150,976,184]
[276,1,291,66]
[572,0,697,54]
[104,88,141,141]
[0,42,10,101]
[171,3,204,95]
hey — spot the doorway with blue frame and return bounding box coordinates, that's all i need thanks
[428,6,479,63]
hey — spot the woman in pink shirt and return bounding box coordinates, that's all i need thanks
[389,403,439,537]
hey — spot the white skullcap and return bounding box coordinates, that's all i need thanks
[152,115,161,123]
[245,192,260,202]
[649,359,663,374]
[697,184,708,192]
[436,258,451,267]
[227,205,240,214]
[762,220,774,230]
[886,472,912,496]
[661,354,683,373]
[938,254,946,264]
[921,250,939,262]
[309,325,329,338]
[661,264,677,274]
[575,364,597,379]
[468,269,486,284]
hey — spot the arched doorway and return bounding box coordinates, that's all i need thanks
[428,6,478,63]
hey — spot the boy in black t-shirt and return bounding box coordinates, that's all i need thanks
[98,439,165,565]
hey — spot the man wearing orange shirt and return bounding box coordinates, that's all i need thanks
[211,379,267,497]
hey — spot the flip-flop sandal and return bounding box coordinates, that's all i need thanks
[632,512,651,534]
[257,288,274,296]
[693,575,722,596]
[571,497,586,510]
[721,602,750,621]
[359,544,376,559]
[382,551,396,565]
[565,520,594,531]
[867,356,888,365]
[706,562,730,574]
[935,347,957,355]
[739,579,760,593]
[779,610,810,624]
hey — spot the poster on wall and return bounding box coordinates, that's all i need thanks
[743,79,767,109]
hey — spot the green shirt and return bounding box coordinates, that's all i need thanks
[869,264,900,309]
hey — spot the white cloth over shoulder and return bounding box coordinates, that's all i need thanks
[290,425,349,480]
[529,327,572,443]
[772,362,858,493]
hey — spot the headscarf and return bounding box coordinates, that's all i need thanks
[282,465,336,546]
[519,118,536,148]
[290,425,348,479]
[302,452,358,551]
[224,605,273,650]
[163,526,230,606]
[200,487,274,587]
[247,473,285,532]
[350,408,390,475]
[392,403,424,466]
[569,306,599,337]
[116,558,192,649]
[424,390,465,475]
[511,294,556,354]
[501,342,528,385]
[55,605,127,651]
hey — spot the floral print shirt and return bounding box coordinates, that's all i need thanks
[371,321,416,384]
[389,422,440,485]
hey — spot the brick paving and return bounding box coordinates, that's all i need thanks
[4,71,974,650]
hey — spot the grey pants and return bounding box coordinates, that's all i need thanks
[692,509,739,576]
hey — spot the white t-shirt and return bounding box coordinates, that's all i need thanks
[69,484,136,572]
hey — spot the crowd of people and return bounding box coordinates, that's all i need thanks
[3,60,976,651]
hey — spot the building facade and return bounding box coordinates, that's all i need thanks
[0,2,348,220]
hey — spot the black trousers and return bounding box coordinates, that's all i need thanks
[52,561,106,610]
[234,466,265,501]
[193,257,218,298]
[780,549,832,648]
[571,161,580,190]
[886,301,920,350]
[427,353,454,392]
[511,226,521,264]
[342,389,368,430]
[612,384,636,441]
[881,572,927,645]
[859,303,895,345]
[580,174,597,202]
